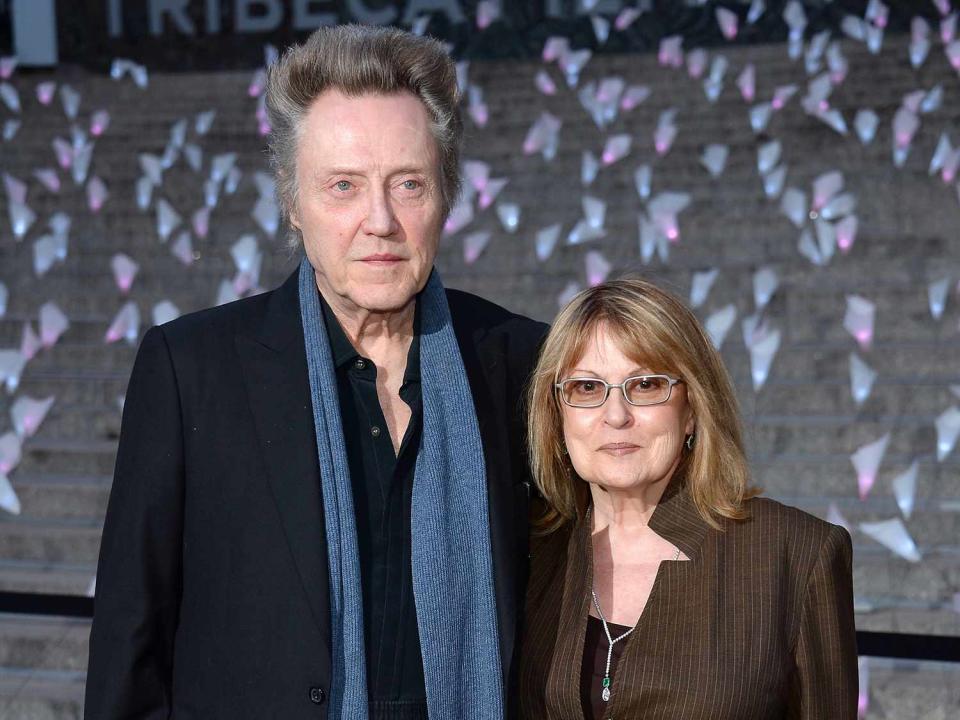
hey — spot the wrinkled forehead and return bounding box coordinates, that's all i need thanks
[297,89,439,167]
[558,317,675,378]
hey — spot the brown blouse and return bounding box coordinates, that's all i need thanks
[520,480,858,719]
[581,616,631,720]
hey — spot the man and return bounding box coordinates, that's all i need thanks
[85,25,546,720]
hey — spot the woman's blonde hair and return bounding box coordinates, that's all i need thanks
[527,276,753,533]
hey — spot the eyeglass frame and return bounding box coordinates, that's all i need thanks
[554,374,684,409]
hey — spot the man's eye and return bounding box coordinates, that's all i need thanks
[334,180,352,192]
[401,179,421,190]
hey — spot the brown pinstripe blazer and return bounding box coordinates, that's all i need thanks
[519,479,858,719]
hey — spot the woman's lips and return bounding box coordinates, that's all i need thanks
[598,442,641,455]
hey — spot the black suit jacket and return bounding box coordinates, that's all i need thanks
[85,269,548,719]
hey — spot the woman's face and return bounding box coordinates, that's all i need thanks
[560,323,695,494]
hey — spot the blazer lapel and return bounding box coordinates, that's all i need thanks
[235,270,331,648]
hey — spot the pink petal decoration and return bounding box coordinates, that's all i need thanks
[843,295,876,350]
[542,36,569,63]
[86,176,109,213]
[836,216,858,253]
[39,302,69,348]
[737,64,755,102]
[192,207,211,239]
[585,251,612,286]
[620,85,650,111]
[0,433,21,475]
[479,178,508,209]
[248,68,267,97]
[648,192,691,243]
[90,109,110,136]
[522,112,561,159]
[658,36,684,69]
[33,168,60,193]
[0,56,17,79]
[443,200,474,236]
[851,432,890,499]
[463,160,490,193]
[467,94,490,128]
[463,231,491,264]
[942,150,960,183]
[892,108,919,163]
[654,120,677,156]
[942,14,957,44]
[111,254,139,293]
[11,395,56,438]
[35,81,56,105]
[52,137,73,169]
[812,171,843,210]
[947,40,960,71]
[686,48,708,78]
[105,302,141,345]
[772,84,797,110]
[171,231,195,266]
[476,1,499,30]
[20,322,40,361]
[901,89,924,115]
[3,173,26,204]
[866,0,888,27]
[614,8,641,31]
[858,658,870,718]
[534,70,556,96]
[601,134,631,165]
[716,7,739,40]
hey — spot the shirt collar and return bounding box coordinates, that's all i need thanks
[317,288,421,385]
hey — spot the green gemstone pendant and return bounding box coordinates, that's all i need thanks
[601,676,611,702]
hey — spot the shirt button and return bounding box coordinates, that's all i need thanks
[309,687,326,704]
[371,426,381,438]
[354,359,366,370]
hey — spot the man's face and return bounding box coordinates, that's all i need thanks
[291,89,444,315]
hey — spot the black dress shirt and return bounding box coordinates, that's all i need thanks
[319,293,428,718]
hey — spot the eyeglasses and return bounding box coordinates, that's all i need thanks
[554,374,682,408]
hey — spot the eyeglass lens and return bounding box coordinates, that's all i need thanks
[561,376,672,407]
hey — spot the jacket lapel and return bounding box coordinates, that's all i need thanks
[235,270,331,648]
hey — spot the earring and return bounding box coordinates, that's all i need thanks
[685,434,695,450]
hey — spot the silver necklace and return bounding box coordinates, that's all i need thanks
[590,545,680,703]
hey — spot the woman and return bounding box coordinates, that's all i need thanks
[520,278,857,719]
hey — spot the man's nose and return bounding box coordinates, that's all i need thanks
[362,186,399,237]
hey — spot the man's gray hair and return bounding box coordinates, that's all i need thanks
[265,24,463,248]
